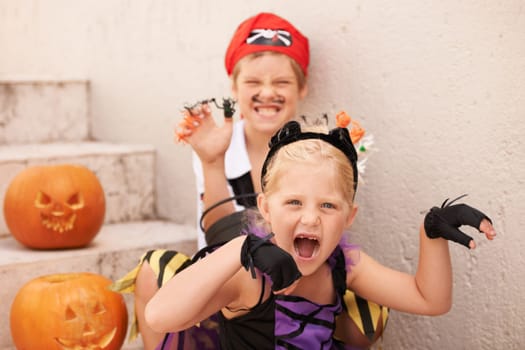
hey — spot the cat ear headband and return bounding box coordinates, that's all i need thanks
[260,119,359,193]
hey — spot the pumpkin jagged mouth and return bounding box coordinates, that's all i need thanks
[41,213,77,233]
[55,327,116,349]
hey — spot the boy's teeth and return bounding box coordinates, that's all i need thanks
[257,107,277,116]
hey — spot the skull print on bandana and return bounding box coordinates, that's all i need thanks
[246,28,292,47]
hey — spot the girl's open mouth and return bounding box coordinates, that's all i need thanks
[294,235,320,259]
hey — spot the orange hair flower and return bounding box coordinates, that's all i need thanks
[349,119,365,144]
[336,111,351,128]
[336,111,365,144]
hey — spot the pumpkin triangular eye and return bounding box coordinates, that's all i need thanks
[67,192,84,210]
[65,306,77,321]
[34,191,52,208]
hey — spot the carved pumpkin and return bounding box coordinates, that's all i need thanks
[10,272,128,350]
[3,164,105,249]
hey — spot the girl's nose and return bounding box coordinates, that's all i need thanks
[300,209,320,226]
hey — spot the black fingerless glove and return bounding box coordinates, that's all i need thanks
[240,233,302,291]
[424,195,492,249]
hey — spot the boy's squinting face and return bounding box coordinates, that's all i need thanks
[231,54,307,137]
[258,159,357,276]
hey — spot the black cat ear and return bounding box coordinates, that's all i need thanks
[327,127,359,192]
[329,126,348,145]
[329,127,358,163]
[268,121,302,148]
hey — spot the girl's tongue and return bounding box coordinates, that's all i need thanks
[294,237,318,258]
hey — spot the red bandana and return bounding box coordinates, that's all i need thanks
[224,12,309,76]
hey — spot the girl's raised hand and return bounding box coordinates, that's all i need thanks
[423,195,496,249]
[240,233,302,292]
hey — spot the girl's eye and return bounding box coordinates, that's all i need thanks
[287,199,301,206]
[321,203,335,209]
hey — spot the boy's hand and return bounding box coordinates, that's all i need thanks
[240,233,302,291]
[424,197,496,249]
[175,102,233,164]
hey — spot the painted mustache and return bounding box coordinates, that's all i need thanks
[252,93,285,104]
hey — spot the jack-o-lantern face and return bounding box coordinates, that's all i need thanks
[34,189,85,233]
[57,299,117,349]
[10,273,128,350]
[3,164,105,249]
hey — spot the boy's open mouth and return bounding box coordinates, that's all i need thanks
[255,106,281,116]
[294,235,319,259]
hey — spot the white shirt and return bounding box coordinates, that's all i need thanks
[192,119,253,249]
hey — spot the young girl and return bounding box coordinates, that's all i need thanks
[145,118,496,349]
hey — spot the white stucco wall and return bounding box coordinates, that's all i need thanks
[1,1,524,348]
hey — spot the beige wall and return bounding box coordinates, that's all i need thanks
[1,1,524,348]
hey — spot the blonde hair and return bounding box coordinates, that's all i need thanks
[261,124,356,206]
[231,51,307,91]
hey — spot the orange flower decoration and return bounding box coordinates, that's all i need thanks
[336,111,351,128]
[336,111,365,144]
[349,119,365,144]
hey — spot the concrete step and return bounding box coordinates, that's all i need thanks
[0,80,90,145]
[0,220,198,350]
[0,141,157,236]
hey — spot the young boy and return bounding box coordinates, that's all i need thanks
[178,12,309,249]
